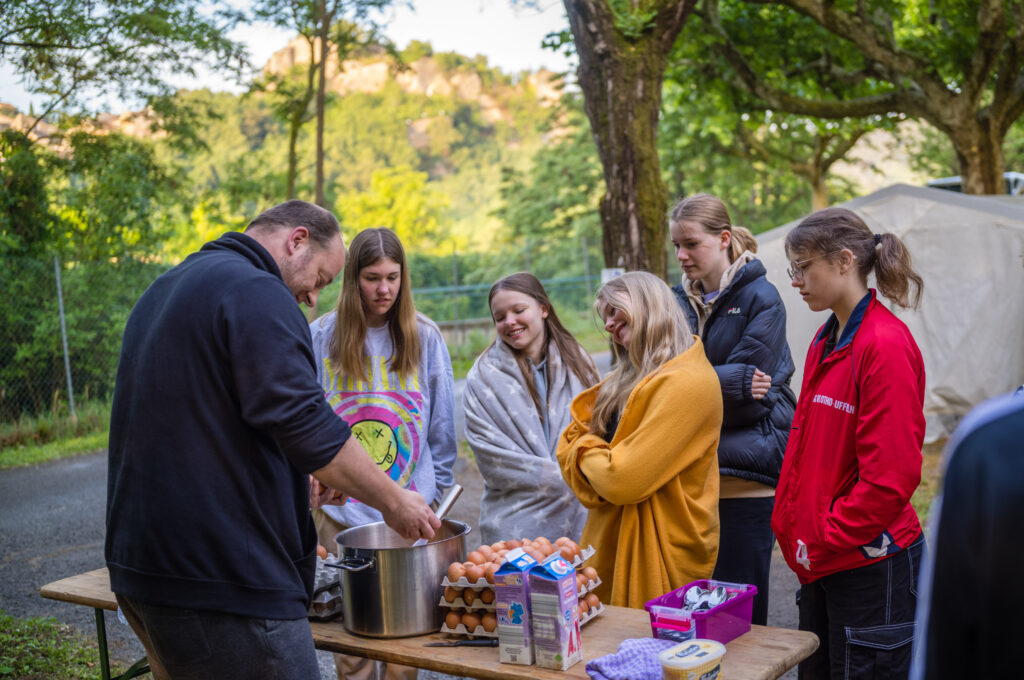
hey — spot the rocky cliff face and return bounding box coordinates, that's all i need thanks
[262,36,562,126]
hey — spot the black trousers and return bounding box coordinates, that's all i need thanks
[797,535,925,680]
[711,496,775,626]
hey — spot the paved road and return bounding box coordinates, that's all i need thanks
[1,349,800,678]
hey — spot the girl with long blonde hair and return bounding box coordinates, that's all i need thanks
[309,227,456,680]
[558,271,723,608]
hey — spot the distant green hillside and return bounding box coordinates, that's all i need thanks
[154,46,561,261]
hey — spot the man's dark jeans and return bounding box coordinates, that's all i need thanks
[797,535,925,680]
[116,594,320,680]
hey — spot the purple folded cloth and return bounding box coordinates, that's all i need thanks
[586,637,678,680]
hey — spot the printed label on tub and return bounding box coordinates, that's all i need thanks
[528,555,582,671]
[495,547,538,665]
[658,639,725,680]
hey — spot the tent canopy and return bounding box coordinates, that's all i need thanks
[753,184,1024,441]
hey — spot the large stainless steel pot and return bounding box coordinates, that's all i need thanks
[331,519,469,638]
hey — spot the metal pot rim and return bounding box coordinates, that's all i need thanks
[335,518,471,552]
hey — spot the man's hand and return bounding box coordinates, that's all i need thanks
[309,475,347,509]
[381,488,440,541]
[751,368,772,400]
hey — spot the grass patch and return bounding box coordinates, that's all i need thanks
[0,400,110,470]
[0,612,103,680]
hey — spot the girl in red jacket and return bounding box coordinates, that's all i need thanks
[771,207,926,680]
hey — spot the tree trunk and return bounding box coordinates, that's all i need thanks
[952,121,1006,194]
[564,0,695,280]
[286,42,317,200]
[315,0,329,207]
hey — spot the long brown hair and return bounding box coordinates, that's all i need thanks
[669,193,758,261]
[590,272,694,438]
[329,228,420,382]
[785,207,923,309]
[486,272,600,417]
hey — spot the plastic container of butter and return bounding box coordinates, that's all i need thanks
[658,639,726,680]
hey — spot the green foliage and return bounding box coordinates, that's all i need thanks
[336,166,450,252]
[494,97,604,277]
[0,0,246,119]
[56,132,175,260]
[0,130,56,257]
[0,611,102,679]
[608,0,659,40]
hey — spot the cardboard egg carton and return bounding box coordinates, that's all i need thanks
[441,575,495,589]
[308,556,343,621]
[577,576,602,597]
[579,602,605,626]
[437,593,496,611]
[439,622,498,638]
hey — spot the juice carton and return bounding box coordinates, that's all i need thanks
[528,554,582,671]
[494,548,539,665]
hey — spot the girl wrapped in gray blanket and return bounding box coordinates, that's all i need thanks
[464,272,600,545]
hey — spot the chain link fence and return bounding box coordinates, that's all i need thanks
[0,255,167,426]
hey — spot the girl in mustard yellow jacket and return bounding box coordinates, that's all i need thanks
[557,271,723,608]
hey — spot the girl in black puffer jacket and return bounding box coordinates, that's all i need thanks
[669,193,796,625]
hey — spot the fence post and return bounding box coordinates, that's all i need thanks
[451,245,459,331]
[582,235,592,296]
[54,256,77,423]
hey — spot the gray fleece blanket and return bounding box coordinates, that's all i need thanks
[463,338,591,544]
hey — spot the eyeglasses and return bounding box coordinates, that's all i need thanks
[786,251,840,281]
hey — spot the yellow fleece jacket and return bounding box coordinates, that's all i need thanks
[557,338,722,609]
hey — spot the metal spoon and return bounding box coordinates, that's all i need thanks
[412,483,463,547]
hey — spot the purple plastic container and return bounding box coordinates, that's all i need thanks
[643,579,757,645]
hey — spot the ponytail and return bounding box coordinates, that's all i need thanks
[669,193,757,263]
[786,207,923,310]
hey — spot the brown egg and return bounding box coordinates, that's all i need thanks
[484,563,499,584]
[578,597,590,615]
[506,539,522,549]
[445,610,461,629]
[478,545,494,560]
[480,587,495,604]
[467,550,486,565]
[481,612,497,632]
[582,566,599,583]
[463,587,477,606]
[576,573,586,592]
[558,545,575,561]
[491,541,506,551]
[443,586,459,603]
[462,612,482,632]
[585,592,600,610]
[447,562,465,582]
[554,536,571,546]
[465,564,485,584]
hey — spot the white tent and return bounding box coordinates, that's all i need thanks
[754,184,1024,441]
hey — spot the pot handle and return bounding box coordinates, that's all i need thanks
[322,556,374,572]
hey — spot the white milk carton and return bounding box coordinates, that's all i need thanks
[494,548,539,665]
[528,555,582,671]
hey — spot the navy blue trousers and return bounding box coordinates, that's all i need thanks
[711,496,775,626]
[797,535,925,680]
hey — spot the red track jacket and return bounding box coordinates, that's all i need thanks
[772,291,925,584]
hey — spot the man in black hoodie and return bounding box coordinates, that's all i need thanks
[106,200,438,679]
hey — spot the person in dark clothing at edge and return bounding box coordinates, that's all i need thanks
[106,200,439,680]
[910,390,1024,680]
[669,193,796,626]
